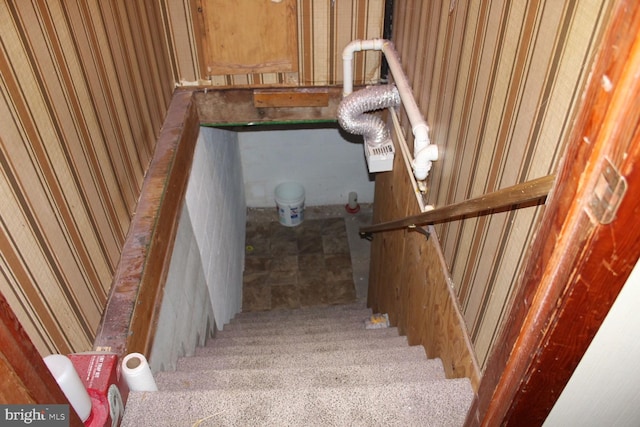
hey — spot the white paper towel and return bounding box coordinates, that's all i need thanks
[43,354,92,422]
[121,353,157,392]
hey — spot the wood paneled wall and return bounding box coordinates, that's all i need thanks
[166,0,386,87]
[368,143,482,388]
[371,0,613,370]
[0,0,174,355]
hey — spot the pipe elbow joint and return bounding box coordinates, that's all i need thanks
[342,40,361,60]
[343,39,384,60]
[412,144,439,181]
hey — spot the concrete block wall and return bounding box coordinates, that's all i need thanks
[150,127,246,372]
[239,127,375,207]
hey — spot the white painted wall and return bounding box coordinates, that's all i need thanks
[149,204,214,373]
[150,127,246,373]
[238,127,375,207]
[544,258,640,426]
[186,127,246,329]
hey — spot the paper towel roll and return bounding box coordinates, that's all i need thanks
[121,353,157,392]
[44,354,92,422]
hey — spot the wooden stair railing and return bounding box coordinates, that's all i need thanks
[360,174,556,235]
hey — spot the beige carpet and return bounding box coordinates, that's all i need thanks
[122,304,474,426]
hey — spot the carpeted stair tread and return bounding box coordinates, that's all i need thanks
[215,320,374,338]
[176,346,427,372]
[195,335,409,357]
[229,308,372,328]
[121,379,474,427]
[235,302,368,320]
[208,327,401,347]
[156,359,447,391]
[224,309,374,330]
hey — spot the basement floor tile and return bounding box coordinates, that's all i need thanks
[242,211,361,312]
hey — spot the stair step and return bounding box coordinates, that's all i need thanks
[196,335,409,357]
[220,314,373,336]
[156,359,447,391]
[230,306,372,323]
[122,380,474,427]
[225,308,373,330]
[209,327,400,347]
[216,319,371,338]
[176,346,427,372]
[233,302,368,321]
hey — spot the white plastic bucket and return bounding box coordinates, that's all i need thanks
[275,182,305,227]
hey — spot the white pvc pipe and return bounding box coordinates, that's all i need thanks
[342,39,385,97]
[342,39,438,181]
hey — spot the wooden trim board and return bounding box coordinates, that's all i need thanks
[93,90,199,357]
[253,88,330,108]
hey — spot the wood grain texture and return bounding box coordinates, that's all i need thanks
[200,0,298,74]
[405,227,481,390]
[361,175,555,233]
[368,131,481,391]
[93,91,199,357]
[194,87,347,125]
[172,0,385,86]
[253,88,330,108]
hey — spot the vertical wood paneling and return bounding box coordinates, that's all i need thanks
[369,130,481,388]
[371,0,614,371]
[0,0,174,355]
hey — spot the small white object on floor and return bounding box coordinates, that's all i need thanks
[122,353,158,392]
[364,313,389,329]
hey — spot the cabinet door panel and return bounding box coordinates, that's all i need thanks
[201,0,298,75]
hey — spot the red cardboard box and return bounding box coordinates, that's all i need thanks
[69,353,129,427]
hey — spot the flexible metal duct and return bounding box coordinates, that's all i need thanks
[340,39,438,180]
[336,84,400,148]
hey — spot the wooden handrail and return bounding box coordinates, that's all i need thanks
[360,174,556,234]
